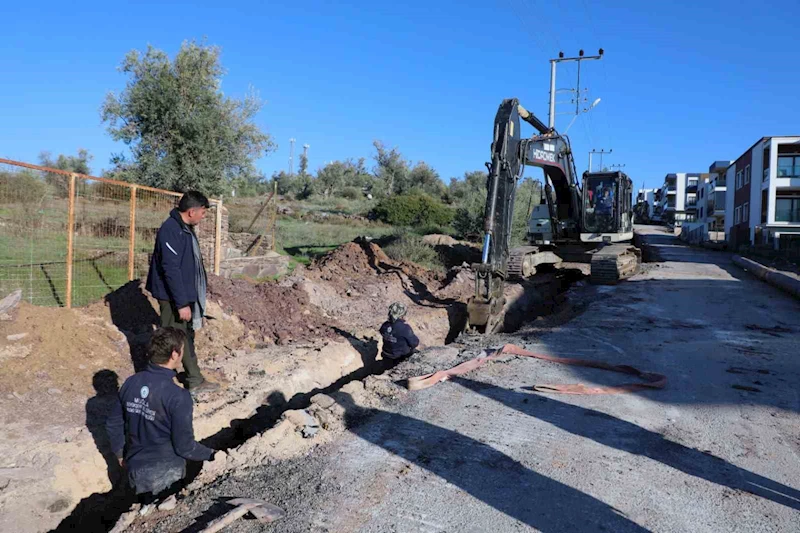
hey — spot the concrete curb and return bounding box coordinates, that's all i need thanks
[732,255,800,299]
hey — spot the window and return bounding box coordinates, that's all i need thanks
[744,165,751,185]
[775,196,800,222]
[735,206,741,224]
[699,207,703,219]
[743,202,749,223]
[778,156,800,178]
[735,171,742,189]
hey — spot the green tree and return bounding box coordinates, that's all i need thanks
[39,149,93,197]
[316,161,347,197]
[101,40,275,196]
[407,161,445,198]
[372,141,409,196]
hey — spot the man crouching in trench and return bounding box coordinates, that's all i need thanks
[106,327,223,511]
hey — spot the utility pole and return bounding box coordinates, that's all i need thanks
[548,48,604,129]
[289,138,296,175]
[588,148,612,172]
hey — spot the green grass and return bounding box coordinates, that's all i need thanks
[275,217,397,264]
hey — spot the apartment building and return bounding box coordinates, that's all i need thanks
[658,172,705,227]
[725,136,800,250]
[636,188,657,219]
[698,161,729,239]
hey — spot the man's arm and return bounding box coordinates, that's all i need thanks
[157,224,191,310]
[170,392,215,462]
[403,323,420,349]
[106,393,126,463]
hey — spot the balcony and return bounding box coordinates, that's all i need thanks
[711,179,726,189]
[666,188,677,195]
[686,182,698,193]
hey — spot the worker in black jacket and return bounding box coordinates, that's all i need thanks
[379,302,420,360]
[106,328,220,505]
[146,191,218,396]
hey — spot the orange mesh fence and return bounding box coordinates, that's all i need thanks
[0,158,221,308]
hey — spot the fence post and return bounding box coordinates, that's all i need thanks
[128,186,137,280]
[65,173,77,308]
[270,181,278,251]
[214,200,222,276]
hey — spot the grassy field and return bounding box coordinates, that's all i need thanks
[275,217,397,264]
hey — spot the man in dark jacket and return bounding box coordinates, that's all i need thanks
[106,328,220,505]
[146,191,218,395]
[379,302,420,360]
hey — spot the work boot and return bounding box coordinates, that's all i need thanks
[189,380,220,398]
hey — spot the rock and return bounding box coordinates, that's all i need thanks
[157,494,177,511]
[282,409,320,438]
[0,289,22,315]
[310,393,336,409]
[422,234,457,246]
[6,333,28,341]
[12,392,24,401]
[0,344,32,362]
[47,388,63,396]
[340,381,366,396]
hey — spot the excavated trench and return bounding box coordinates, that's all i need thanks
[51,265,585,533]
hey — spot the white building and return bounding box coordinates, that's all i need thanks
[636,188,657,218]
[724,136,800,250]
[658,173,703,227]
[696,161,729,240]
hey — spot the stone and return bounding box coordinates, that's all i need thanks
[157,494,177,511]
[6,333,28,342]
[310,393,336,409]
[47,388,63,396]
[0,289,22,315]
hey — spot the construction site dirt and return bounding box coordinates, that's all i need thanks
[6,227,798,533]
[121,227,800,533]
[0,237,576,533]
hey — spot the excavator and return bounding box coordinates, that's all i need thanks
[466,98,640,333]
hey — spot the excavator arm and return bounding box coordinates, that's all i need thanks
[467,98,581,333]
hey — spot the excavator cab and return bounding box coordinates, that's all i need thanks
[580,171,634,242]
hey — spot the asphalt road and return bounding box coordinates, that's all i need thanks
[160,226,800,533]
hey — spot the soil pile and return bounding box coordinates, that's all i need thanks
[311,240,388,280]
[207,275,338,345]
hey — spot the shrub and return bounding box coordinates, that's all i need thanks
[383,233,444,270]
[371,194,454,228]
[340,186,361,200]
[0,170,48,204]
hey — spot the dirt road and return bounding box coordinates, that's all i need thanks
[149,225,800,532]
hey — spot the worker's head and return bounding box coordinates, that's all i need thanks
[178,191,210,226]
[388,302,407,322]
[148,327,186,369]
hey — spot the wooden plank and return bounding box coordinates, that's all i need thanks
[65,173,77,308]
[128,186,137,280]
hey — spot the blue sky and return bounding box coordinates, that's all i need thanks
[1,0,798,191]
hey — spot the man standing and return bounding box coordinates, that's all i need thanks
[106,328,222,506]
[146,191,218,395]
[379,302,420,361]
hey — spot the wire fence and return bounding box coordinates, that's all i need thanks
[0,158,222,308]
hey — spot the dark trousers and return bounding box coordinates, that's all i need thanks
[158,300,204,388]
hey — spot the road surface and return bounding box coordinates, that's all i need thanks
[160,225,800,533]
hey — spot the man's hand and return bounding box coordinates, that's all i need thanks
[178,306,192,322]
[204,450,228,477]
[117,457,126,469]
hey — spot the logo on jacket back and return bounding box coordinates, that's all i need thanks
[382,326,397,344]
[140,386,149,399]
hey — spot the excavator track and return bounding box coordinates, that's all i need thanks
[589,244,642,284]
[507,246,562,280]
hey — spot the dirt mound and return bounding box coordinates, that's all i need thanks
[311,239,389,280]
[207,275,338,345]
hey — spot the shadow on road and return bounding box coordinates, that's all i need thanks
[337,392,648,532]
[452,377,800,511]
